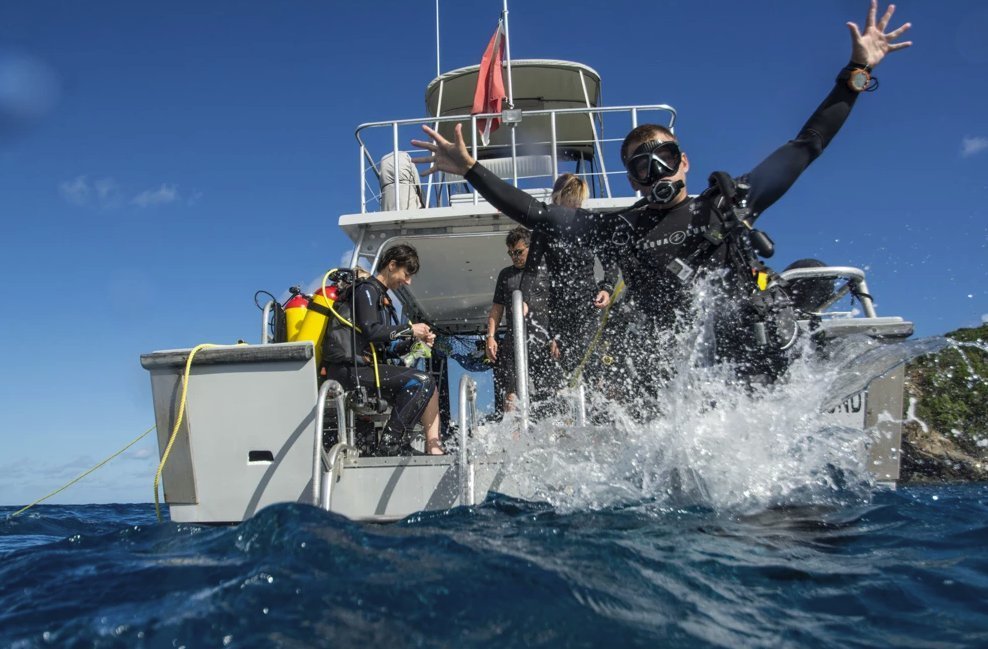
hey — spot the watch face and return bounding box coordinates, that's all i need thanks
[850,69,869,91]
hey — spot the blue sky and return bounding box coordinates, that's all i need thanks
[1,1,985,505]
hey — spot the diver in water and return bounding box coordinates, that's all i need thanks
[412,0,911,385]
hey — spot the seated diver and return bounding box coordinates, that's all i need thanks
[322,244,444,455]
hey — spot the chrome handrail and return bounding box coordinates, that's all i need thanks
[777,266,877,318]
[511,289,530,436]
[261,300,275,344]
[321,441,357,511]
[457,374,478,506]
[312,380,350,506]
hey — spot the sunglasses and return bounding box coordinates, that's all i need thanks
[625,140,682,186]
[508,248,527,258]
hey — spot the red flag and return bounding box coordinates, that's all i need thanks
[471,21,506,146]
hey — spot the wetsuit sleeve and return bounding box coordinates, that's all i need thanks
[464,163,599,238]
[519,230,547,299]
[352,283,403,344]
[744,76,860,221]
[598,256,619,294]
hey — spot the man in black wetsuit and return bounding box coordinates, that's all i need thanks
[413,1,911,385]
[485,227,552,417]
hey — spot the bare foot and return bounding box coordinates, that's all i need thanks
[426,439,445,455]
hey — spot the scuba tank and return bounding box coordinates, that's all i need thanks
[283,289,310,342]
[295,274,343,366]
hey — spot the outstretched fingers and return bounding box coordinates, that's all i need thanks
[887,23,913,50]
[877,3,894,32]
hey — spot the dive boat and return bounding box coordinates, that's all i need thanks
[140,59,913,524]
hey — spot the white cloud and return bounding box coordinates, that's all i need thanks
[132,183,179,208]
[58,175,90,205]
[982,313,987,324]
[961,135,988,157]
[58,175,127,209]
[94,177,123,208]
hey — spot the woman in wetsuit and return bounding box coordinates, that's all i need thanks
[323,244,444,455]
[522,174,617,380]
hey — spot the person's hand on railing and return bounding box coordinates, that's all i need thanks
[485,336,498,363]
[411,124,476,177]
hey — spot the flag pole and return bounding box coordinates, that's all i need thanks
[435,0,441,79]
[501,0,513,109]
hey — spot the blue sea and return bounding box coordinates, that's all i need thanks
[2,487,988,648]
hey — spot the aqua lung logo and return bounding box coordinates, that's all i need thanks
[636,225,707,250]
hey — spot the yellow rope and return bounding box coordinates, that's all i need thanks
[568,279,625,388]
[8,425,156,518]
[154,343,216,521]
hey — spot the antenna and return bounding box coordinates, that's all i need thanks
[435,0,441,78]
[502,0,513,108]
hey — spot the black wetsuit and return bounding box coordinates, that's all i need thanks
[464,74,860,380]
[323,277,435,454]
[491,264,551,415]
[522,229,619,375]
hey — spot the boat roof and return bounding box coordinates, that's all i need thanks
[425,59,602,114]
[425,59,603,159]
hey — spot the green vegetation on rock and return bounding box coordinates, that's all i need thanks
[902,323,988,482]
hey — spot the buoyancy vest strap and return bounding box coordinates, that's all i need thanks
[306,300,333,317]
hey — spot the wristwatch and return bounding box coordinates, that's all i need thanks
[838,63,873,92]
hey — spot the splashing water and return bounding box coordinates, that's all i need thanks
[471,283,949,516]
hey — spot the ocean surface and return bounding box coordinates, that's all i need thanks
[2,487,988,648]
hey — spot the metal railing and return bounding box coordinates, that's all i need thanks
[354,104,676,214]
[312,380,351,507]
[777,265,877,318]
[510,289,530,436]
[457,374,478,506]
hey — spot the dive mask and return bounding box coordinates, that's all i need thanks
[625,140,682,186]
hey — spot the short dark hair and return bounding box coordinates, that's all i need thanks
[621,124,678,164]
[380,243,420,275]
[505,226,530,248]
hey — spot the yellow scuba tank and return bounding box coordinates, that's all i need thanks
[295,281,339,366]
[284,292,310,342]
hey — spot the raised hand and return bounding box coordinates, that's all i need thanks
[848,0,912,68]
[411,123,477,177]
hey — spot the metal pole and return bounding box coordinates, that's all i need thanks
[550,111,558,179]
[511,289,529,435]
[501,1,513,108]
[261,300,274,343]
[579,71,610,198]
[392,122,401,214]
[435,0,441,79]
[359,144,367,213]
[576,382,587,427]
[458,374,476,505]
